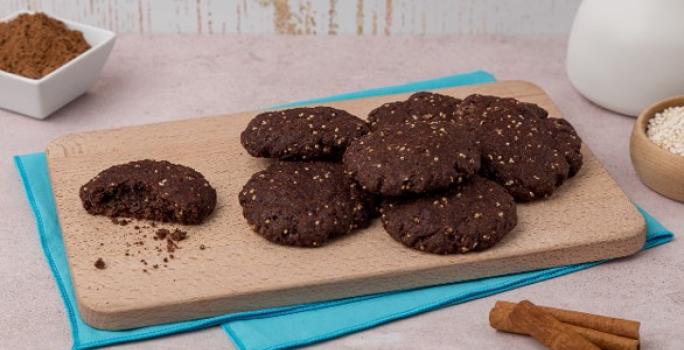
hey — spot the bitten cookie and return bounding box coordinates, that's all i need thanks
[368,92,462,131]
[455,94,583,201]
[343,121,480,196]
[240,106,369,160]
[239,161,374,247]
[80,160,217,225]
[381,176,517,255]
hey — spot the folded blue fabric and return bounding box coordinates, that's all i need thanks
[13,70,674,350]
[223,207,673,350]
[271,70,497,108]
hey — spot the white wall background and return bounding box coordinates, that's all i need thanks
[1,0,581,36]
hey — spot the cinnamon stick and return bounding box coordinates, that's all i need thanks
[509,300,600,350]
[490,302,639,350]
[494,301,640,340]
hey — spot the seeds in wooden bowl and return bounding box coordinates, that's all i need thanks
[646,106,684,156]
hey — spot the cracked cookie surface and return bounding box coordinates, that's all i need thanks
[455,94,583,201]
[239,161,374,247]
[241,106,369,160]
[368,92,463,131]
[381,176,517,255]
[343,121,480,196]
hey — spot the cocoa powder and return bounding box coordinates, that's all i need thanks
[0,12,90,79]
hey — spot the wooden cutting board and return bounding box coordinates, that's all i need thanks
[46,80,645,330]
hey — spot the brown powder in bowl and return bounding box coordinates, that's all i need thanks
[0,12,91,79]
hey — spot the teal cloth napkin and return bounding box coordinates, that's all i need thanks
[13,70,674,350]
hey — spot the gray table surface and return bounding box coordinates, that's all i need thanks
[1,35,682,349]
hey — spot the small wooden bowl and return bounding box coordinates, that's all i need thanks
[630,95,684,202]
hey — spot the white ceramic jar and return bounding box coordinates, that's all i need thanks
[566,0,684,116]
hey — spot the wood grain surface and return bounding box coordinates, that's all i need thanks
[2,0,581,36]
[46,80,645,330]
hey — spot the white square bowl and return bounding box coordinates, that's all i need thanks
[0,11,116,119]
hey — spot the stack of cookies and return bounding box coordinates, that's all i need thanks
[239,92,583,254]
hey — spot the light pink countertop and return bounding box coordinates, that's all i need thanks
[1,35,682,350]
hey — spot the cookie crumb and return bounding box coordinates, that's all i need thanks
[167,239,178,253]
[155,228,169,240]
[94,258,106,269]
[111,217,129,226]
[170,228,187,241]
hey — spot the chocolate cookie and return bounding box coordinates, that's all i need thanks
[368,92,462,131]
[343,121,480,196]
[239,161,374,247]
[240,106,369,160]
[544,118,583,177]
[80,160,217,225]
[381,176,517,255]
[455,94,583,201]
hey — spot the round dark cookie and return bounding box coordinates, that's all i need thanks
[543,118,583,177]
[380,176,517,255]
[368,92,462,131]
[455,94,583,201]
[240,106,369,160]
[238,161,374,247]
[343,121,480,196]
[80,160,217,225]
